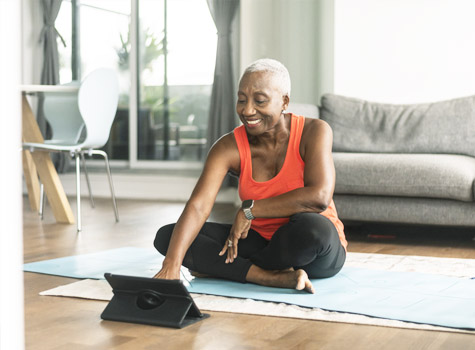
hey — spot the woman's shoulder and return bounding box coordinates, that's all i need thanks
[299,117,333,159]
[207,131,240,171]
[302,117,332,138]
[212,131,238,150]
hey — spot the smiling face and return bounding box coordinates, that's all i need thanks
[236,71,289,136]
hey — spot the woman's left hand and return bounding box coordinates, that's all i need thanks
[219,209,251,263]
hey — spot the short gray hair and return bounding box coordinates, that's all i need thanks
[242,58,291,97]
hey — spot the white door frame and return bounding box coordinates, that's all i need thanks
[0,0,25,348]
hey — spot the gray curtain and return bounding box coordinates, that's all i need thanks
[38,0,64,136]
[39,0,64,85]
[206,0,239,153]
[39,0,68,171]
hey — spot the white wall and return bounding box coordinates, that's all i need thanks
[314,0,334,103]
[334,0,475,103]
[0,0,25,348]
[240,0,475,105]
[240,0,322,105]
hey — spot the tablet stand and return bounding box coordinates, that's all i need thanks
[102,289,209,328]
[101,273,210,329]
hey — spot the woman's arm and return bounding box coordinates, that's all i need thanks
[251,119,335,218]
[154,133,239,279]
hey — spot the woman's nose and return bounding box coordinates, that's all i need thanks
[241,102,256,116]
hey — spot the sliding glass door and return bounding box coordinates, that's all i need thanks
[137,0,216,161]
[56,0,217,164]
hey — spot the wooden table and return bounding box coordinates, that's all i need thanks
[21,85,77,224]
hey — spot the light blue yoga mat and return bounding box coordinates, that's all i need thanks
[24,247,475,330]
[24,247,163,279]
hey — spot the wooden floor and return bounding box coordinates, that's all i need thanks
[23,197,475,350]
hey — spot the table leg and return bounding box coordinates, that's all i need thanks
[22,95,75,224]
[22,150,40,212]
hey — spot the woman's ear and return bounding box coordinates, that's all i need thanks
[282,95,290,111]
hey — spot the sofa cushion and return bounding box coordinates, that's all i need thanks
[320,94,475,157]
[333,153,475,202]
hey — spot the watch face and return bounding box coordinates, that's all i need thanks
[242,200,253,209]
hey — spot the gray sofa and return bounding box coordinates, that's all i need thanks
[289,94,475,227]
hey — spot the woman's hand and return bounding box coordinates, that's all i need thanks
[219,209,251,263]
[153,260,181,280]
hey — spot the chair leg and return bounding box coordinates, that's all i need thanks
[91,149,119,222]
[74,152,82,232]
[39,183,45,220]
[80,152,95,208]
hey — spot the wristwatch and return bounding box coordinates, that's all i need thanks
[241,200,255,220]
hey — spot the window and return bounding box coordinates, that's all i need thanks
[138,0,216,161]
[56,0,217,163]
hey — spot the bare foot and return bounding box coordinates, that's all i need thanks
[246,265,315,294]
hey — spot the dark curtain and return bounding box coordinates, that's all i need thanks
[39,0,67,171]
[206,0,239,152]
[39,0,64,85]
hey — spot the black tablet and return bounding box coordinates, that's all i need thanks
[101,273,210,328]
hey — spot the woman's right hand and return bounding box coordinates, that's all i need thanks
[153,262,181,280]
[219,209,251,264]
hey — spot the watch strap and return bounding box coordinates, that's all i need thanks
[242,200,255,220]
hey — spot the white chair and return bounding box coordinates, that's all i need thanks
[23,68,120,232]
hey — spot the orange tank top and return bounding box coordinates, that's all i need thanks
[234,114,347,249]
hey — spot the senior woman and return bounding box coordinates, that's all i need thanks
[154,58,347,293]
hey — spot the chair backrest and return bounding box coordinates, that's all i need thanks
[78,68,119,149]
[43,82,84,144]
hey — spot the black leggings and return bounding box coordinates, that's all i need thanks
[154,212,346,283]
